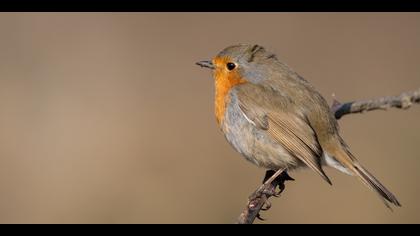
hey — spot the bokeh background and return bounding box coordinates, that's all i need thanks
[0,13,419,223]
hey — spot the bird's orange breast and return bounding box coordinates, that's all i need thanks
[213,57,247,125]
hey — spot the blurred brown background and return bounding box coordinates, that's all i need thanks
[0,13,419,223]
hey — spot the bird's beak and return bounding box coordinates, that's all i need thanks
[196,60,215,70]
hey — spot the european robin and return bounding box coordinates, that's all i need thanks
[196,44,400,208]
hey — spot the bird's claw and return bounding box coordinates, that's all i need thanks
[262,170,294,197]
[262,186,277,196]
[273,190,282,197]
[256,213,266,221]
[261,200,271,211]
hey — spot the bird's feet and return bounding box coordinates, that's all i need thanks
[257,170,295,220]
[262,169,294,196]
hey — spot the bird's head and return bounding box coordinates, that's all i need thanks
[196,44,279,84]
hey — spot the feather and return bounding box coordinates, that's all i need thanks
[236,83,332,184]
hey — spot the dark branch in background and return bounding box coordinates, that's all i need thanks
[236,88,420,224]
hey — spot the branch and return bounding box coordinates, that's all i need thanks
[332,88,420,120]
[236,169,293,224]
[236,88,420,224]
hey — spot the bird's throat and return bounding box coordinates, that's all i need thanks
[214,73,246,126]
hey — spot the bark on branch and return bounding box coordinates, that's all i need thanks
[236,88,420,224]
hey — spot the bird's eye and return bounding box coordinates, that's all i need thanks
[226,62,236,71]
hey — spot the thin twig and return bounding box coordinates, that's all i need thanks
[332,88,420,120]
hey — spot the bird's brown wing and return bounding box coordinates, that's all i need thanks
[236,84,332,184]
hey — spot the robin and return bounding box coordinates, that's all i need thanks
[196,44,400,208]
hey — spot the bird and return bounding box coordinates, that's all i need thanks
[196,44,401,208]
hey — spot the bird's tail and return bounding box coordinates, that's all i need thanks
[353,162,401,208]
[329,140,401,208]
